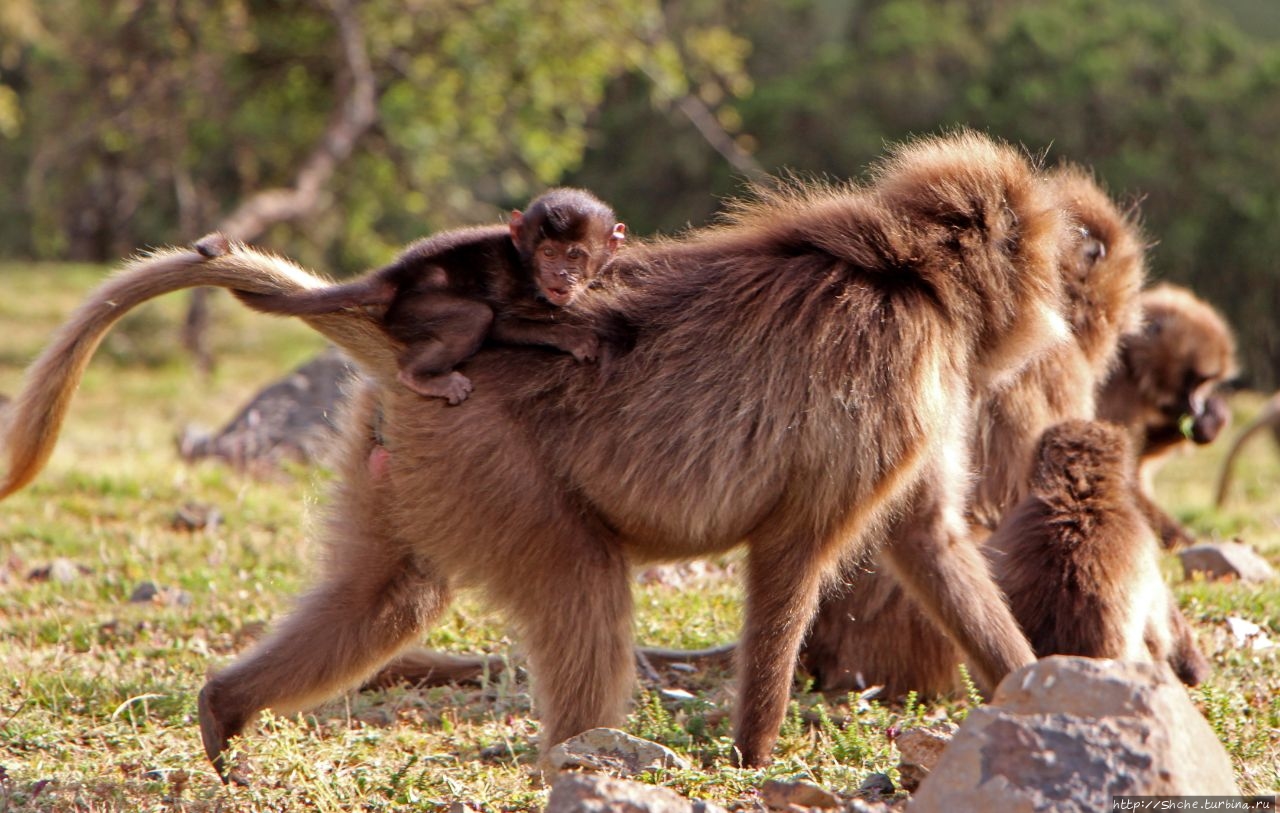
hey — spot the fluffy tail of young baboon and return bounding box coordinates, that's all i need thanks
[0,235,396,500]
[1214,391,1280,507]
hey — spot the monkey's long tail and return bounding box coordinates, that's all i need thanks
[0,240,398,500]
[1213,392,1280,508]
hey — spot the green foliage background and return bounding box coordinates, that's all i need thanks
[2,0,1280,383]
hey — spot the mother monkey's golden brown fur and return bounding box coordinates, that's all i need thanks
[1,133,1068,775]
[799,165,1158,697]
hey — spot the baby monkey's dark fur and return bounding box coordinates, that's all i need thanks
[224,188,625,404]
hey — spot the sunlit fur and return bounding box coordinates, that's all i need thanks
[0,243,398,500]
[0,132,1070,772]
[1099,283,1238,546]
[800,166,1189,699]
[986,420,1209,686]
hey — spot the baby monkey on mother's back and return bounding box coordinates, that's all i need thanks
[213,188,625,404]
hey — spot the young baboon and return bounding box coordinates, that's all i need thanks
[801,165,1150,698]
[986,420,1210,686]
[1098,283,1238,547]
[0,132,1070,775]
[232,188,625,404]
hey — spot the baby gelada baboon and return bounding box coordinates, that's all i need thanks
[224,187,625,404]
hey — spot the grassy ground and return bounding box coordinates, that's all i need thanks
[0,261,1276,811]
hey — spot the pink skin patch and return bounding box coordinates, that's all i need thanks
[368,446,390,480]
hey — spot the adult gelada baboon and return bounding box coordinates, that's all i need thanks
[0,133,1070,776]
[801,165,1151,698]
[1098,283,1238,547]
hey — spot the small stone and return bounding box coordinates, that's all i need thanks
[893,721,957,792]
[855,772,894,799]
[355,708,394,728]
[1226,616,1275,651]
[128,582,193,607]
[170,502,222,532]
[761,778,841,810]
[1179,541,1275,583]
[547,773,727,813]
[29,558,89,584]
[548,728,690,775]
[48,558,83,584]
[129,582,159,602]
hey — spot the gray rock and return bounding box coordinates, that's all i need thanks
[1179,541,1275,583]
[177,347,357,470]
[28,557,89,584]
[855,772,895,800]
[546,773,727,813]
[547,728,690,775]
[128,581,193,607]
[908,657,1239,812]
[48,557,83,584]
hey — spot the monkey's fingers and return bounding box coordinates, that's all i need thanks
[198,687,251,786]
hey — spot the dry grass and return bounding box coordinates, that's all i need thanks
[0,262,1275,810]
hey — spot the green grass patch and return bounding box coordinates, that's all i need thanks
[0,262,1276,808]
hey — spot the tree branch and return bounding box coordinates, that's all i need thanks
[216,0,377,242]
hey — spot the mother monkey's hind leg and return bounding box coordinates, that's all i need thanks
[197,386,452,784]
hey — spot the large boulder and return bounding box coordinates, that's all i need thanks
[1179,541,1276,584]
[909,657,1238,812]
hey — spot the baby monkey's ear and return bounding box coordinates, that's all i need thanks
[509,210,526,243]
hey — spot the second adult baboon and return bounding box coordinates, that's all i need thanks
[1098,283,1238,548]
[987,420,1210,686]
[0,132,1070,776]
[801,165,1151,698]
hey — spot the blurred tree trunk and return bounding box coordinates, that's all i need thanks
[183,0,376,371]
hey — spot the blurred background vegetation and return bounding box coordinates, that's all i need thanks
[2,0,1280,386]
